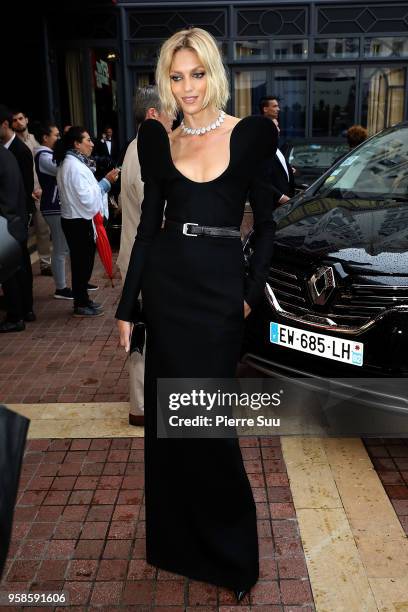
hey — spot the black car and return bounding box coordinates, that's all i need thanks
[243,122,408,410]
[281,138,349,191]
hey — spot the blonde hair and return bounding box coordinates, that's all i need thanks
[156,27,230,118]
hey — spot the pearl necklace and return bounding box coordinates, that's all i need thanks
[181,110,225,135]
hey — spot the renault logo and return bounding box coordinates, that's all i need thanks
[308,266,335,306]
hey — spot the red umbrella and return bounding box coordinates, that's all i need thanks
[93,212,114,286]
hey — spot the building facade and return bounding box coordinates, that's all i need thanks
[117,0,408,143]
[9,0,408,147]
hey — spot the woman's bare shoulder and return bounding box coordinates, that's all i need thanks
[169,124,182,146]
[224,114,241,132]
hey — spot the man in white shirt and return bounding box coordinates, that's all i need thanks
[117,85,172,426]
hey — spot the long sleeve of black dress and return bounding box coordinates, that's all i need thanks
[116,121,166,322]
[244,118,278,308]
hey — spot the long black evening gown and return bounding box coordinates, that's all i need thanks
[116,115,278,591]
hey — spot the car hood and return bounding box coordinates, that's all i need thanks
[274,197,408,274]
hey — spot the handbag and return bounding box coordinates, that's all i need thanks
[0,216,23,284]
[130,321,146,356]
[0,405,30,578]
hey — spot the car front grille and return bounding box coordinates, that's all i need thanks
[267,266,307,312]
[267,264,408,329]
[332,285,408,319]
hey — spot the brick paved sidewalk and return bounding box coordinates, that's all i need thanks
[364,437,408,536]
[0,437,314,611]
[2,243,408,610]
[0,258,129,405]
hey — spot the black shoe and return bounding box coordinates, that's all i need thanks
[54,287,74,300]
[0,320,25,333]
[24,311,36,322]
[234,590,248,603]
[87,300,102,310]
[87,283,98,291]
[73,305,104,318]
[40,266,53,277]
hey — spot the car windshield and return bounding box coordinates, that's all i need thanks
[315,125,408,200]
[288,143,348,169]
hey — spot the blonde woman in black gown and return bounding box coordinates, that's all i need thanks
[117,27,277,601]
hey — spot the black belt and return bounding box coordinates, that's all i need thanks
[164,219,241,238]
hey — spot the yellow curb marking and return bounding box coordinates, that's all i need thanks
[7,402,144,438]
[282,437,408,612]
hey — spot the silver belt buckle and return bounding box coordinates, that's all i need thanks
[182,222,198,237]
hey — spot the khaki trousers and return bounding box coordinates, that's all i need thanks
[129,350,145,417]
[120,263,144,419]
[33,202,51,267]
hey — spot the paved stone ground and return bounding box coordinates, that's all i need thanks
[2,238,408,609]
[364,438,408,536]
[0,437,314,611]
[0,258,129,405]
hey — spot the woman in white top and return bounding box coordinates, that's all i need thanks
[55,127,119,317]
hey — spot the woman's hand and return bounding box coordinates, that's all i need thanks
[118,320,133,352]
[244,301,252,319]
[105,168,120,184]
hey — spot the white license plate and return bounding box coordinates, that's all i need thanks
[270,322,364,366]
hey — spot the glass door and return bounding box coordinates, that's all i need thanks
[273,68,308,141]
[232,69,267,117]
[312,67,357,137]
[232,67,308,142]
[361,66,406,135]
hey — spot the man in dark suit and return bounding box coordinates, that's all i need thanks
[0,147,27,242]
[94,125,120,200]
[93,126,118,192]
[259,96,295,208]
[94,125,119,174]
[98,126,119,161]
[0,146,30,332]
[0,106,35,217]
[0,105,35,328]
